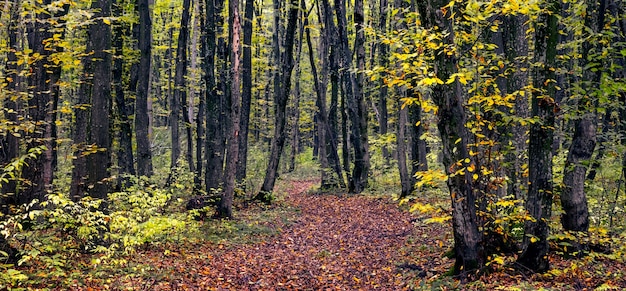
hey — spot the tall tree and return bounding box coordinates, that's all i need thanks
[237,0,255,183]
[335,0,369,193]
[417,0,484,274]
[560,0,607,236]
[256,0,300,201]
[217,0,243,218]
[21,0,55,204]
[113,0,136,188]
[517,0,560,272]
[1,0,21,199]
[205,0,227,191]
[136,0,154,177]
[169,0,192,183]
[71,0,113,200]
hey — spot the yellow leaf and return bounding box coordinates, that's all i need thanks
[530,236,538,243]
[103,18,111,25]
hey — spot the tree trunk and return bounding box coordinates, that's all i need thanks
[21,0,56,205]
[205,0,227,191]
[417,0,484,275]
[397,103,411,197]
[289,2,305,173]
[217,0,242,218]
[195,0,205,191]
[502,14,529,200]
[335,0,369,193]
[256,0,300,201]
[168,0,192,184]
[87,0,113,200]
[377,0,390,163]
[561,0,606,236]
[1,0,21,199]
[113,0,136,189]
[237,0,255,183]
[304,5,345,188]
[135,0,154,177]
[517,0,560,273]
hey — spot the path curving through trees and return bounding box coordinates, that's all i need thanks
[126,179,424,290]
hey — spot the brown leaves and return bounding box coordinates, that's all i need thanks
[121,180,420,290]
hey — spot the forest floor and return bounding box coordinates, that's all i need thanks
[113,178,441,290]
[23,177,625,290]
[106,178,626,290]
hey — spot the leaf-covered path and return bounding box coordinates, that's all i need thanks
[126,179,424,290]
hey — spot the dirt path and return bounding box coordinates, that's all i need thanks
[127,180,423,290]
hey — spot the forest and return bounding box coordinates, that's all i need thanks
[1,0,626,289]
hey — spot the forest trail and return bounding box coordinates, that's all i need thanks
[123,179,431,290]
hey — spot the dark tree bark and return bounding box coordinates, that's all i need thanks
[71,0,113,200]
[560,0,607,236]
[502,14,529,200]
[113,0,136,188]
[289,1,305,173]
[180,0,195,176]
[256,0,300,201]
[237,0,255,183]
[417,0,484,275]
[517,0,560,273]
[319,0,343,182]
[168,0,192,184]
[205,0,227,191]
[377,0,390,163]
[195,0,205,191]
[397,104,411,197]
[87,0,113,199]
[217,0,243,218]
[335,0,369,193]
[135,0,154,177]
[21,0,56,204]
[1,0,21,199]
[305,4,345,188]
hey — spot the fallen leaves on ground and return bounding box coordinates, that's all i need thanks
[118,179,431,290]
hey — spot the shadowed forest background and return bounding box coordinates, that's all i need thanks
[1,0,626,289]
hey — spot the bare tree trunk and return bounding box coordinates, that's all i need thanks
[217,0,242,218]
[561,0,607,237]
[168,0,192,185]
[397,103,411,197]
[113,0,136,189]
[256,0,300,201]
[237,0,255,183]
[1,0,21,199]
[335,0,369,193]
[205,0,227,191]
[136,0,154,177]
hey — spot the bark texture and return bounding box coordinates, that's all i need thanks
[518,0,560,272]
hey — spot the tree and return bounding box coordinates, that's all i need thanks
[1,0,21,199]
[560,0,608,237]
[168,0,192,184]
[517,0,560,272]
[256,0,300,201]
[113,0,136,188]
[237,0,255,184]
[21,0,57,205]
[335,0,369,193]
[71,0,113,200]
[417,0,484,274]
[204,0,227,191]
[217,0,243,218]
[136,0,154,177]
